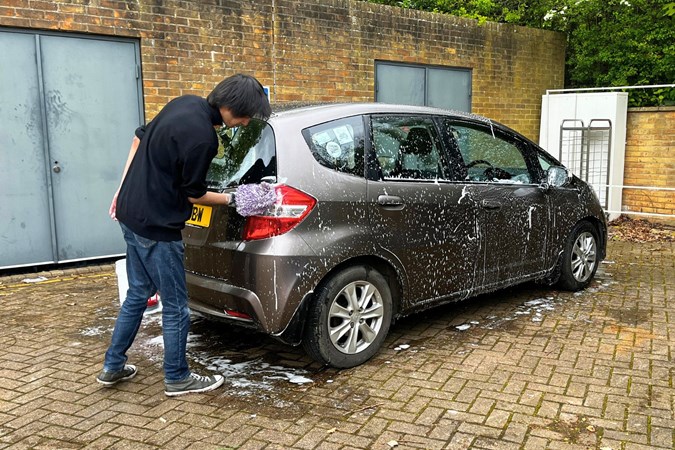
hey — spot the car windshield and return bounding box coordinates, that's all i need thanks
[205,119,276,189]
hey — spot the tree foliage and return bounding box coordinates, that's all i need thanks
[366,0,674,106]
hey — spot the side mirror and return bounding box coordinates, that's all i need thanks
[546,166,571,188]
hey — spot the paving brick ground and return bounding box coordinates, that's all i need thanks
[0,240,673,449]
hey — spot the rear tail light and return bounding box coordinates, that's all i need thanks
[242,184,316,240]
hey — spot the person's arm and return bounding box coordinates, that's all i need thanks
[188,190,234,206]
[109,136,141,220]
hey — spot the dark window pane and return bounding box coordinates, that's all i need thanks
[453,125,533,184]
[303,116,365,177]
[427,68,471,112]
[376,64,425,106]
[206,120,276,189]
[371,116,448,181]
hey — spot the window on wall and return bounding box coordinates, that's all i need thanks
[375,62,472,112]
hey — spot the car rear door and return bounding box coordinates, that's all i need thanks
[366,114,480,307]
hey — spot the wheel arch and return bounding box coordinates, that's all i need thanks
[273,255,405,347]
[314,255,404,318]
[543,215,606,286]
[583,215,607,260]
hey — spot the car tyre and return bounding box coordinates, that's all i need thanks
[557,221,599,291]
[303,265,392,368]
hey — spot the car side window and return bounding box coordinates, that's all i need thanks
[371,116,448,181]
[451,125,533,184]
[536,149,562,173]
[302,116,365,177]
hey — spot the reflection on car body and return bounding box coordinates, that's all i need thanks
[183,103,607,368]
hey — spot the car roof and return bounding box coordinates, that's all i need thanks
[265,102,541,150]
[270,102,493,125]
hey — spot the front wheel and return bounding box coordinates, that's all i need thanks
[557,222,600,291]
[302,265,393,368]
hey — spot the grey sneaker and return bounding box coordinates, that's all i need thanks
[96,365,137,386]
[164,372,224,397]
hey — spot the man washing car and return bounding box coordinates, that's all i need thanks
[98,74,272,396]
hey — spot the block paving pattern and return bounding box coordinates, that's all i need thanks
[0,240,673,449]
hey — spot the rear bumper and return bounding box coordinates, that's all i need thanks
[186,270,315,345]
[184,223,323,332]
[186,272,263,326]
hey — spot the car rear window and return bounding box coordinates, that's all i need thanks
[206,119,276,189]
[302,116,365,177]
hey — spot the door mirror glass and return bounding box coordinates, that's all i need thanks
[547,166,571,187]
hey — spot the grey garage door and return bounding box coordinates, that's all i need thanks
[0,30,143,269]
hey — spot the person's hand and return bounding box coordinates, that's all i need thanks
[109,191,119,220]
[234,182,277,217]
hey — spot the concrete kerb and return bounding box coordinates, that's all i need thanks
[0,262,117,285]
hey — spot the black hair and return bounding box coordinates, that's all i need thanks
[207,74,272,121]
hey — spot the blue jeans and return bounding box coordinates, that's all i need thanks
[103,223,190,382]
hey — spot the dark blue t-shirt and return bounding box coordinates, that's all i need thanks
[116,95,222,241]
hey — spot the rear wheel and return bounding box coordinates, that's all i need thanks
[303,265,392,368]
[557,222,599,291]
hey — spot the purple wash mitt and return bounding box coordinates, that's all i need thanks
[233,182,278,217]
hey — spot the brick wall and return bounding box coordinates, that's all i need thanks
[622,107,675,223]
[0,0,566,140]
[272,1,567,140]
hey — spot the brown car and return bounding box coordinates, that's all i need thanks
[182,103,607,368]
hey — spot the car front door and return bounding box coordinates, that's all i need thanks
[440,119,550,288]
[366,114,480,307]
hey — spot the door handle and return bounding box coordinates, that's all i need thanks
[481,199,501,210]
[377,195,404,208]
[52,162,61,173]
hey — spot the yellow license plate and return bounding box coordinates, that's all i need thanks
[186,204,212,227]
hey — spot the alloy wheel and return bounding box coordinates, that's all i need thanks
[327,281,385,354]
[571,231,597,282]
